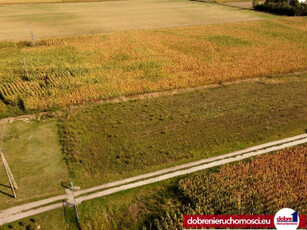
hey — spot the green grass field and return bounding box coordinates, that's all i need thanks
[0,119,69,210]
[60,73,307,187]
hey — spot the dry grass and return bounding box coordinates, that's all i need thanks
[0,0,264,41]
[0,0,116,4]
[0,18,306,111]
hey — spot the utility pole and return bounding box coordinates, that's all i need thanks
[70,178,81,229]
[23,58,30,79]
[0,149,18,198]
[0,123,18,198]
[28,23,36,46]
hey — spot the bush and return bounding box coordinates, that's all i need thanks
[254,0,307,16]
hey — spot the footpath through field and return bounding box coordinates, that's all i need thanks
[0,133,307,225]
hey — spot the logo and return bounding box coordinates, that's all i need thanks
[274,208,300,230]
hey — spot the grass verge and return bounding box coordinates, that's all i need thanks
[0,119,69,210]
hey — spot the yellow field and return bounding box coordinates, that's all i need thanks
[0,0,113,4]
[0,18,306,111]
[0,0,265,41]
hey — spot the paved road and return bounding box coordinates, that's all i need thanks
[0,133,306,225]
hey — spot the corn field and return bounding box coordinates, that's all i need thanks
[150,145,307,229]
[0,18,306,111]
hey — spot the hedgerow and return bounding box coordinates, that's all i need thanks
[254,0,307,16]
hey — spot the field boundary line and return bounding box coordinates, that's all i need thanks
[1,70,306,124]
[0,78,259,123]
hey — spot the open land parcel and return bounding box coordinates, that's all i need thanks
[0,0,306,228]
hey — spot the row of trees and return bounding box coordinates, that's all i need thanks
[253,0,307,16]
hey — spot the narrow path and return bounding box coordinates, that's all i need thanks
[0,133,306,225]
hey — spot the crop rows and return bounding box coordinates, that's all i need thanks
[0,72,82,110]
[0,18,306,111]
[151,145,307,229]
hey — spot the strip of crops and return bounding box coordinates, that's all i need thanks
[0,18,306,111]
[151,145,307,229]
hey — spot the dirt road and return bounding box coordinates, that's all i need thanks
[0,133,306,225]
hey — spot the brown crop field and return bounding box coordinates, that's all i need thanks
[0,17,306,113]
[152,144,307,228]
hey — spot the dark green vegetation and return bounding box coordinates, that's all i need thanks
[254,0,307,16]
[0,101,24,120]
[60,74,307,187]
[2,145,305,230]
[0,208,71,230]
[0,120,68,209]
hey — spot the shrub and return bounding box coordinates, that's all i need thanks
[254,0,307,16]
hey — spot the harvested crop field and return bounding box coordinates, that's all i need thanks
[60,74,307,186]
[0,0,116,4]
[0,18,306,112]
[0,0,266,41]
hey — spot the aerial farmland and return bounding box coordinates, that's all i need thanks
[0,0,306,229]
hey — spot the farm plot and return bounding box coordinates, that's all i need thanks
[4,144,306,230]
[0,18,306,114]
[151,144,307,229]
[60,73,307,187]
[0,0,266,41]
[0,0,116,4]
[0,119,69,210]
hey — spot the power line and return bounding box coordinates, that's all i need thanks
[1,150,18,198]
